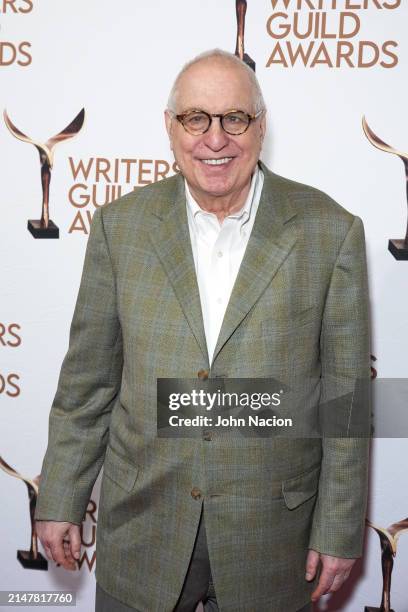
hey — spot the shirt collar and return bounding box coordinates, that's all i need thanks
[185,164,260,227]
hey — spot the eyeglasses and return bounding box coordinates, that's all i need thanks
[173,109,264,136]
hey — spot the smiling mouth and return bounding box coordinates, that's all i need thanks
[200,157,234,166]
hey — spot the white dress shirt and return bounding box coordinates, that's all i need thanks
[185,165,264,365]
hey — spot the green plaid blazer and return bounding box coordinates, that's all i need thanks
[35,161,371,611]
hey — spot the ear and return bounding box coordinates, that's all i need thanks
[164,110,174,150]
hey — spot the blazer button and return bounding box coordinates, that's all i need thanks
[191,487,202,500]
[197,369,209,380]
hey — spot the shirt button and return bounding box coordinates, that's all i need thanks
[191,487,202,500]
[217,297,222,304]
[197,369,209,380]
[217,251,223,258]
[203,431,212,441]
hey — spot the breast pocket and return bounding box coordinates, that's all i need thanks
[261,304,321,337]
[259,304,322,376]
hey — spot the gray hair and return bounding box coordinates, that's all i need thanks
[167,48,266,114]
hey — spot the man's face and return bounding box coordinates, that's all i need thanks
[165,59,266,202]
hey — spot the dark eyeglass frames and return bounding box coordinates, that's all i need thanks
[172,109,264,136]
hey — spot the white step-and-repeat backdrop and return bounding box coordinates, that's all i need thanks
[1,1,407,610]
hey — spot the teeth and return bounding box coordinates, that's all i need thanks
[201,157,233,166]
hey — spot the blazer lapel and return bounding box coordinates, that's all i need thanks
[211,162,298,365]
[148,175,210,366]
[148,162,298,369]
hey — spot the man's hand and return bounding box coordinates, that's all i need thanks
[305,549,356,602]
[35,520,81,570]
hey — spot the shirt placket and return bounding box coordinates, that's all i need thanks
[209,219,235,348]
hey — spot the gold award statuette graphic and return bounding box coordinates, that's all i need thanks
[235,0,255,71]
[3,108,85,239]
[0,456,47,570]
[364,517,408,612]
[362,116,408,260]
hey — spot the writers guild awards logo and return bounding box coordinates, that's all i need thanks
[0,456,47,570]
[235,0,255,71]
[3,108,85,239]
[364,517,408,612]
[362,116,408,261]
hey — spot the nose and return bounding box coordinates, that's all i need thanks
[202,117,230,151]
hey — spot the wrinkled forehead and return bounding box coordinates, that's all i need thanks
[175,60,255,114]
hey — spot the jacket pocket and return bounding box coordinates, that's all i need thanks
[282,463,320,510]
[261,304,320,336]
[103,445,139,492]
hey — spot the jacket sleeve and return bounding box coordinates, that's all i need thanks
[35,206,123,525]
[308,215,372,558]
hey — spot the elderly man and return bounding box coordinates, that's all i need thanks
[35,49,371,612]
